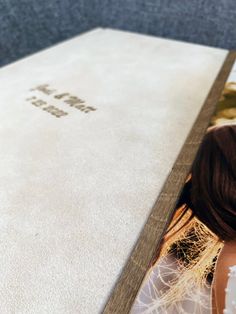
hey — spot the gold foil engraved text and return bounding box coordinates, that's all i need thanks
[26,84,97,118]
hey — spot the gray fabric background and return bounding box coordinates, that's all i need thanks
[0,0,235,67]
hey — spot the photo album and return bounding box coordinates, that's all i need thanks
[0,27,235,314]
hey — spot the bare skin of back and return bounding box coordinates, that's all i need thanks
[212,240,236,314]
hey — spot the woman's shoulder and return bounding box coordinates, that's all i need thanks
[213,245,236,313]
[224,265,236,313]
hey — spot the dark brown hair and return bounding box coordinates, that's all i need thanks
[151,125,236,268]
[176,124,236,241]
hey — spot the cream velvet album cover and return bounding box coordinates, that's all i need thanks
[0,28,228,313]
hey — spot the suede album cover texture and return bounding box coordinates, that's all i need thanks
[0,28,227,313]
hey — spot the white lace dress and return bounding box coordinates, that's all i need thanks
[131,260,236,314]
[224,265,236,314]
[131,255,211,314]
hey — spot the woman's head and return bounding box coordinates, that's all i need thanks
[179,124,236,241]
